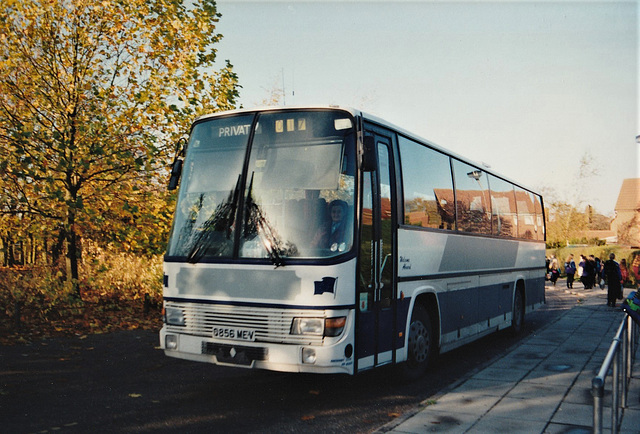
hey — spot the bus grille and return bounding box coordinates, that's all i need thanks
[164,301,325,345]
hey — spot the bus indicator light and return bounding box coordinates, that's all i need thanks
[324,317,346,337]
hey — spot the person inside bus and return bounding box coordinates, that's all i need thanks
[311,199,350,251]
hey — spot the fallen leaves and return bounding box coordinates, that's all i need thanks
[0,295,162,345]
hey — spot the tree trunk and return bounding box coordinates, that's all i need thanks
[52,226,67,280]
[67,210,81,299]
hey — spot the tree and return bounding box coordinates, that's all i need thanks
[545,200,588,247]
[0,0,240,296]
[542,152,607,247]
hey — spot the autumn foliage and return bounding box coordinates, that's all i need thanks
[0,245,163,344]
[0,0,240,343]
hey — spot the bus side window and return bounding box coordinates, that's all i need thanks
[399,136,455,230]
[452,160,492,235]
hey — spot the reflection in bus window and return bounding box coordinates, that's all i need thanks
[399,137,455,230]
[453,160,492,234]
[515,186,537,240]
[488,175,517,238]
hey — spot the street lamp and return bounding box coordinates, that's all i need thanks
[467,170,495,232]
[467,170,482,181]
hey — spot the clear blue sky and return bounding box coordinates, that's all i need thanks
[215,0,638,216]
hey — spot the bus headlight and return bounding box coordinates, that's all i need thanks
[290,317,346,337]
[165,307,185,326]
[291,318,323,335]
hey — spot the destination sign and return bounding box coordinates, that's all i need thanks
[218,124,252,137]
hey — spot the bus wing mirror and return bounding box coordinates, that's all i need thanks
[361,136,377,172]
[168,159,183,190]
[168,137,187,191]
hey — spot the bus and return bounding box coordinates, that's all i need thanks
[160,106,546,376]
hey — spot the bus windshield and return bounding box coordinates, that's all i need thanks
[166,110,357,263]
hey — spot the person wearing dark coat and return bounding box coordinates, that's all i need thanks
[603,253,623,307]
[580,255,594,289]
[311,200,349,251]
[564,254,576,289]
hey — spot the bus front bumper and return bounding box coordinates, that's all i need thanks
[160,327,354,375]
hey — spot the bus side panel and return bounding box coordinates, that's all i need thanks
[477,276,512,328]
[516,240,546,309]
[436,278,479,338]
[356,310,375,358]
[398,229,544,279]
[525,275,546,308]
[397,229,546,354]
[395,297,411,350]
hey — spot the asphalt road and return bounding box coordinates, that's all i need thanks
[1,284,572,433]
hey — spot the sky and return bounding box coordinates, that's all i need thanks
[213,0,638,216]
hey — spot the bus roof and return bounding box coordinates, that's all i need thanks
[193,105,541,196]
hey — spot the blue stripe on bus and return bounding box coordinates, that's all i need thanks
[163,296,356,311]
[397,266,545,283]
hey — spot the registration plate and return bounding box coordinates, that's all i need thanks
[212,327,256,342]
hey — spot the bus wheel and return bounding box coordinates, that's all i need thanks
[401,305,433,379]
[511,289,525,335]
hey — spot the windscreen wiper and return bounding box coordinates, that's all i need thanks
[244,173,297,267]
[187,176,241,263]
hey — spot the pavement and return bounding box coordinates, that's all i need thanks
[377,279,640,433]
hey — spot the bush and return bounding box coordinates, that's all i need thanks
[79,243,163,305]
[0,246,163,344]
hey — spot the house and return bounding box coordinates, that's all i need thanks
[610,178,640,247]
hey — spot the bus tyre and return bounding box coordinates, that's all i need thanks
[511,289,525,336]
[401,305,433,380]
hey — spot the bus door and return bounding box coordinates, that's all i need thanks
[356,132,397,371]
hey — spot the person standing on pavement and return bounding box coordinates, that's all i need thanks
[589,255,599,289]
[564,254,576,289]
[580,255,593,289]
[603,253,623,307]
[545,256,551,279]
[549,258,560,285]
